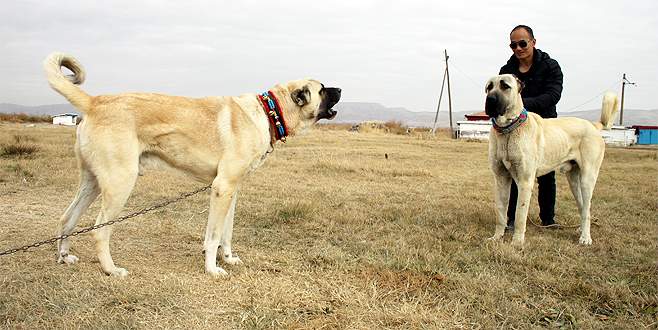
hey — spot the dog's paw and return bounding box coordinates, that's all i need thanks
[107,267,129,278]
[57,254,79,265]
[578,235,592,245]
[206,266,229,278]
[511,236,525,248]
[223,254,243,266]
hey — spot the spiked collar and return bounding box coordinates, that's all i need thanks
[492,109,528,134]
[258,91,289,144]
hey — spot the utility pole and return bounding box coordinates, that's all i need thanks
[619,73,635,126]
[445,49,455,138]
[430,67,447,134]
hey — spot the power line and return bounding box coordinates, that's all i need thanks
[562,79,621,112]
[444,61,623,115]
[450,62,484,91]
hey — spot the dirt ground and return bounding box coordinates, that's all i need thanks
[1,123,656,329]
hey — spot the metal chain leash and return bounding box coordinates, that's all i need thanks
[0,184,211,257]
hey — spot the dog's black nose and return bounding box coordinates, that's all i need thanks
[327,87,341,101]
[485,95,498,117]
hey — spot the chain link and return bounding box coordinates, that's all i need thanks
[0,184,211,257]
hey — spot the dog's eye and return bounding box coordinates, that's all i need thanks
[485,82,493,92]
[500,82,511,90]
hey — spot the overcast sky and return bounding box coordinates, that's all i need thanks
[1,0,657,113]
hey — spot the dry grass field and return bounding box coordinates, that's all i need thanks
[0,122,656,329]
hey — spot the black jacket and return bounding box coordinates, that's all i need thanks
[499,48,563,118]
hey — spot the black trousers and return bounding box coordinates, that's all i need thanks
[507,171,556,226]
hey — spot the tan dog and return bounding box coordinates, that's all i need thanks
[485,74,618,246]
[44,52,341,277]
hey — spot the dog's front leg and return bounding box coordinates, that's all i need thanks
[490,173,512,240]
[512,177,534,247]
[221,190,242,265]
[204,177,239,277]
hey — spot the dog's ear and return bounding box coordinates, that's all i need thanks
[514,75,524,93]
[291,85,311,107]
[485,80,494,94]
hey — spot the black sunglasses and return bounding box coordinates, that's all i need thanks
[509,40,530,49]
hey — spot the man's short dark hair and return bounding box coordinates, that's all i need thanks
[511,25,534,39]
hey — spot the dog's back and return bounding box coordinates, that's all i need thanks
[535,92,619,158]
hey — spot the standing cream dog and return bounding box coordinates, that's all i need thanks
[44,52,341,277]
[485,74,618,246]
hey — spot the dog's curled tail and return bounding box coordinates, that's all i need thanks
[44,52,91,112]
[594,91,619,130]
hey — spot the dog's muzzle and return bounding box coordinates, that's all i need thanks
[485,94,502,118]
[317,87,342,120]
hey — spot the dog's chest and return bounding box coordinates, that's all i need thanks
[494,137,521,162]
[492,134,532,177]
[247,149,271,173]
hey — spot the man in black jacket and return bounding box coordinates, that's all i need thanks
[499,24,563,228]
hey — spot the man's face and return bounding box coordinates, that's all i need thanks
[509,29,535,61]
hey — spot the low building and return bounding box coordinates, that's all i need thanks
[631,125,658,145]
[457,120,491,140]
[600,126,637,147]
[463,111,489,121]
[457,112,639,146]
[52,113,79,126]
[457,111,491,140]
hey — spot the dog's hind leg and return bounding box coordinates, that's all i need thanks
[511,177,534,246]
[92,167,138,277]
[490,174,512,240]
[575,140,605,245]
[57,166,100,264]
[84,139,140,277]
[576,167,600,245]
[565,166,584,218]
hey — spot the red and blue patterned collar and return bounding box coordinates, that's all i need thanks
[258,91,289,143]
[492,109,528,134]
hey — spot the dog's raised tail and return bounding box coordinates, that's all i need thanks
[44,52,91,112]
[594,91,619,130]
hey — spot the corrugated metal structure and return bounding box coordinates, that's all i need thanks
[632,126,658,145]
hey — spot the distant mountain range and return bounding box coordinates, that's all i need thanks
[1,102,656,128]
[0,103,79,116]
[332,102,657,128]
